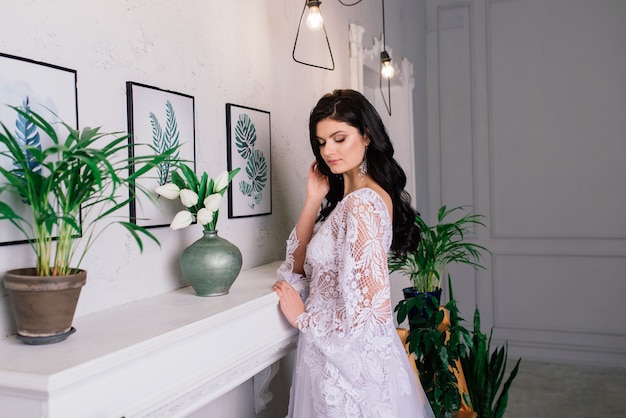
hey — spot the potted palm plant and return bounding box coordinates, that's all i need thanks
[388,205,489,303]
[390,205,489,417]
[0,104,174,344]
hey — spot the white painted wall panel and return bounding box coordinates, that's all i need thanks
[438,5,476,211]
[489,0,626,238]
[494,254,626,335]
[428,0,626,367]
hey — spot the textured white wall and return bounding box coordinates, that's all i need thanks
[0,0,427,416]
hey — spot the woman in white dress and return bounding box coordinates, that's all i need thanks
[274,89,435,418]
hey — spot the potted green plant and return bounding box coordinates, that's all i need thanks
[391,205,490,417]
[460,308,521,418]
[0,105,174,344]
[388,205,489,302]
[396,277,471,418]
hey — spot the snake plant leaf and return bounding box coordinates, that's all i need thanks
[460,308,521,418]
[235,114,256,159]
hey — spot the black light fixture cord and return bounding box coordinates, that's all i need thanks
[382,0,386,45]
[380,0,392,116]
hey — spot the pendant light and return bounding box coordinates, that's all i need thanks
[292,0,335,71]
[291,0,394,115]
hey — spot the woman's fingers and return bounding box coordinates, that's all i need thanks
[273,280,304,327]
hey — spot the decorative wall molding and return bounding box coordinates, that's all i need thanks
[0,261,297,418]
[348,23,404,91]
[427,0,626,367]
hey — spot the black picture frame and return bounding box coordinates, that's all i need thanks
[126,82,196,229]
[226,103,272,218]
[0,53,78,246]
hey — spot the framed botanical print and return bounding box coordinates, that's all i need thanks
[0,53,78,245]
[226,103,272,218]
[126,82,196,228]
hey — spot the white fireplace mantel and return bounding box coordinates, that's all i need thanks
[0,261,297,418]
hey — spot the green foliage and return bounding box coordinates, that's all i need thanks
[389,205,489,292]
[395,277,471,418]
[149,99,180,186]
[460,308,521,418]
[0,106,175,276]
[235,113,267,208]
[170,162,240,231]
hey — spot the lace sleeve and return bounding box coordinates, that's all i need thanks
[341,199,392,329]
[297,193,392,336]
[276,227,310,301]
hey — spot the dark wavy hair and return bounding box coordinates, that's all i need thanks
[308,89,420,259]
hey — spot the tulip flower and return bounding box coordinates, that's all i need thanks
[196,208,215,225]
[214,170,229,193]
[155,183,181,199]
[203,193,222,212]
[170,210,193,230]
[164,163,240,231]
[179,189,199,208]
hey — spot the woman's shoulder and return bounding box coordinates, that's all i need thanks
[343,186,393,220]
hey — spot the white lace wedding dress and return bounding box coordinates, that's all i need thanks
[277,188,435,418]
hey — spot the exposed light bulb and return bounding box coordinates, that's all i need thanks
[380,51,395,79]
[381,60,395,79]
[306,3,324,31]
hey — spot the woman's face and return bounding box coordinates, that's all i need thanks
[315,118,369,176]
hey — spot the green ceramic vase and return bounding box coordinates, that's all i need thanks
[180,230,243,296]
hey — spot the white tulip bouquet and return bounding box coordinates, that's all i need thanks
[155,163,240,231]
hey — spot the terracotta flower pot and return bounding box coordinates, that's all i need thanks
[4,268,86,344]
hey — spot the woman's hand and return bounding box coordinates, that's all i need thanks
[273,280,305,328]
[306,160,330,205]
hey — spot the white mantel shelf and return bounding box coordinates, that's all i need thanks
[0,261,298,418]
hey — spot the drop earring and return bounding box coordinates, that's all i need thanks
[359,146,368,181]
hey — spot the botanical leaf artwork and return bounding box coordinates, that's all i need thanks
[11,97,42,204]
[13,97,41,176]
[235,113,267,208]
[149,100,180,186]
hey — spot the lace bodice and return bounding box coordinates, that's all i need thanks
[277,188,431,418]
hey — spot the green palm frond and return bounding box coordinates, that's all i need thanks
[388,205,490,292]
[0,106,176,275]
